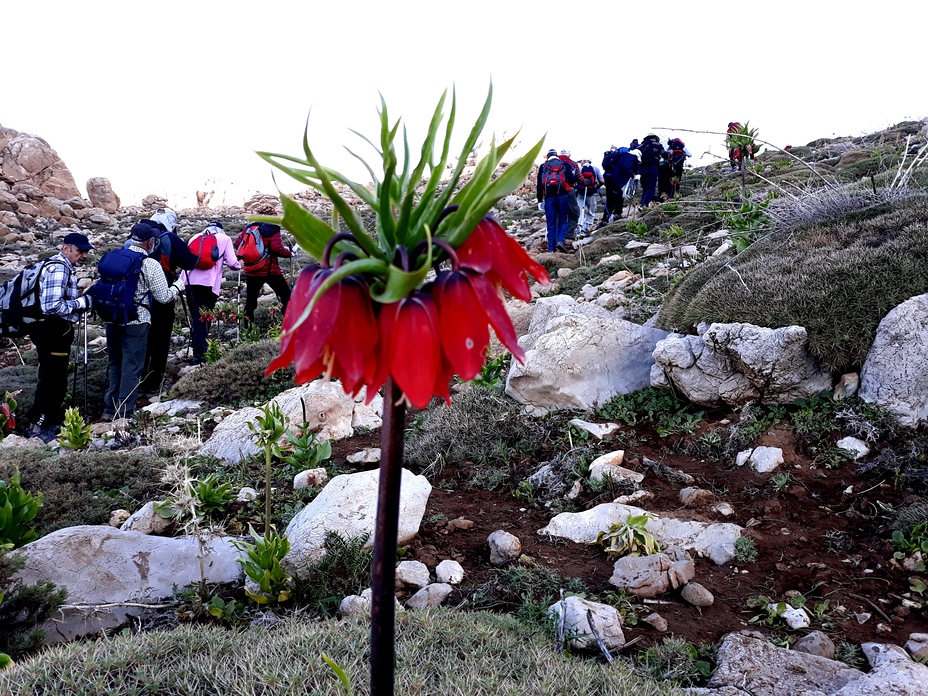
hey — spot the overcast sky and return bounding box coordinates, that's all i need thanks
[4,1,925,208]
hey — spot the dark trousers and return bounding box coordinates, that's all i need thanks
[640,164,659,207]
[543,195,570,251]
[604,179,624,221]
[189,285,219,361]
[105,323,149,419]
[27,316,75,428]
[658,164,672,200]
[566,190,580,238]
[244,274,291,322]
[140,299,176,394]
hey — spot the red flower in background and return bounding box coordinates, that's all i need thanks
[456,216,550,301]
[266,265,378,397]
[0,402,14,430]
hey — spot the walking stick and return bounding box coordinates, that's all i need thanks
[82,311,88,416]
[70,315,80,408]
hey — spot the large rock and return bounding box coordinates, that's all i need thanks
[548,596,626,651]
[834,643,928,696]
[13,525,242,641]
[283,468,431,578]
[651,323,832,407]
[200,380,383,463]
[708,631,862,695]
[609,546,695,598]
[859,294,928,426]
[538,502,742,565]
[506,295,668,412]
[86,177,120,213]
[0,130,80,200]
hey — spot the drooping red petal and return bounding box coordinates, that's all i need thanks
[390,294,441,409]
[368,300,400,400]
[293,279,342,383]
[330,277,379,396]
[432,349,454,406]
[467,272,525,363]
[455,218,495,273]
[267,265,338,376]
[457,217,549,301]
[433,271,489,381]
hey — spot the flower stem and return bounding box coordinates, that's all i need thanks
[370,377,405,696]
[264,442,272,535]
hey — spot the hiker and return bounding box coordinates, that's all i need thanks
[536,148,577,253]
[137,208,198,396]
[601,146,639,224]
[667,137,692,197]
[234,215,293,325]
[558,150,582,240]
[25,233,93,442]
[658,148,673,202]
[96,223,186,420]
[185,221,241,365]
[575,158,603,236]
[727,122,753,171]
[638,134,666,209]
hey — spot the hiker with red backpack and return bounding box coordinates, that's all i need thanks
[234,214,293,325]
[536,148,578,253]
[136,208,198,396]
[557,150,582,241]
[638,134,666,209]
[667,137,691,197]
[185,221,241,365]
[575,158,603,237]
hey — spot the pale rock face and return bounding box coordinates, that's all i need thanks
[13,526,242,640]
[746,446,784,473]
[506,295,668,411]
[200,380,383,463]
[293,467,328,490]
[487,530,522,566]
[86,177,120,213]
[283,468,430,578]
[120,501,171,535]
[859,294,928,426]
[651,323,832,407]
[548,596,626,651]
[0,132,81,200]
[609,546,695,598]
[793,631,836,660]
[394,560,430,589]
[568,419,621,439]
[836,436,870,460]
[435,559,465,584]
[405,583,453,609]
[680,582,714,607]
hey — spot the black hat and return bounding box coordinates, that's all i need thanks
[62,232,92,251]
[546,148,558,157]
[207,220,224,230]
[130,223,156,242]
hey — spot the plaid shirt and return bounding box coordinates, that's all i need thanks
[38,253,81,323]
[129,245,181,325]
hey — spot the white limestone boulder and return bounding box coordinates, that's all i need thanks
[548,596,626,651]
[506,295,668,412]
[13,526,242,641]
[283,468,430,578]
[609,546,695,598]
[405,583,453,609]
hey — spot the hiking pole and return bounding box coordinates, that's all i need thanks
[82,311,88,416]
[579,188,587,233]
[70,316,80,408]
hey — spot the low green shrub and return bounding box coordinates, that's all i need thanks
[0,471,40,548]
[595,387,704,437]
[170,339,295,406]
[292,531,373,616]
[0,551,67,659]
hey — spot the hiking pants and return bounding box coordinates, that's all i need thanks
[658,164,672,201]
[27,316,75,428]
[578,189,597,232]
[244,274,291,323]
[640,164,659,207]
[603,177,624,221]
[104,322,149,419]
[566,190,580,237]
[189,285,219,362]
[140,298,175,394]
[543,195,570,251]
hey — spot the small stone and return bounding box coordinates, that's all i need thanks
[905,632,928,660]
[793,630,836,659]
[643,612,668,632]
[771,603,811,629]
[836,436,869,460]
[120,501,171,535]
[236,487,258,502]
[711,502,735,516]
[680,582,714,607]
[488,530,521,566]
[568,419,621,439]
[614,490,654,505]
[876,622,893,635]
[347,447,381,464]
[293,467,328,490]
[556,267,572,278]
[565,481,582,500]
[406,583,453,610]
[435,560,465,585]
[856,612,872,624]
[395,560,430,589]
[446,517,474,531]
[750,446,784,473]
[679,487,715,507]
[108,509,131,527]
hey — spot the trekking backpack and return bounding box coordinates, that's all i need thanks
[578,165,597,189]
[87,248,147,325]
[668,138,687,164]
[541,159,568,195]
[0,259,68,338]
[124,228,173,274]
[189,231,220,270]
[235,224,267,266]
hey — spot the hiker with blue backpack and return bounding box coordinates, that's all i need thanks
[21,233,94,442]
[536,148,578,253]
[185,221,241,365]
[137,208,198,396]
[601,145,639,225]
[90,223,186,420]
[638,134,666,209]
[234,211,293,325]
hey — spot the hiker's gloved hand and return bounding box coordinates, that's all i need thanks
[172,278,185,294]
[77,295,91,311]
[634,175,640,181]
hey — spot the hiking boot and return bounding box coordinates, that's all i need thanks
[555,244,575,254]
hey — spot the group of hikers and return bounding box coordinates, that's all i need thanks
[19,206,293,442]
[536,135,693,253]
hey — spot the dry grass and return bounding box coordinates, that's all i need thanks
[0,610,684,696]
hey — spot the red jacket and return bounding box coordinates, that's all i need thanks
[234,224,292,277]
